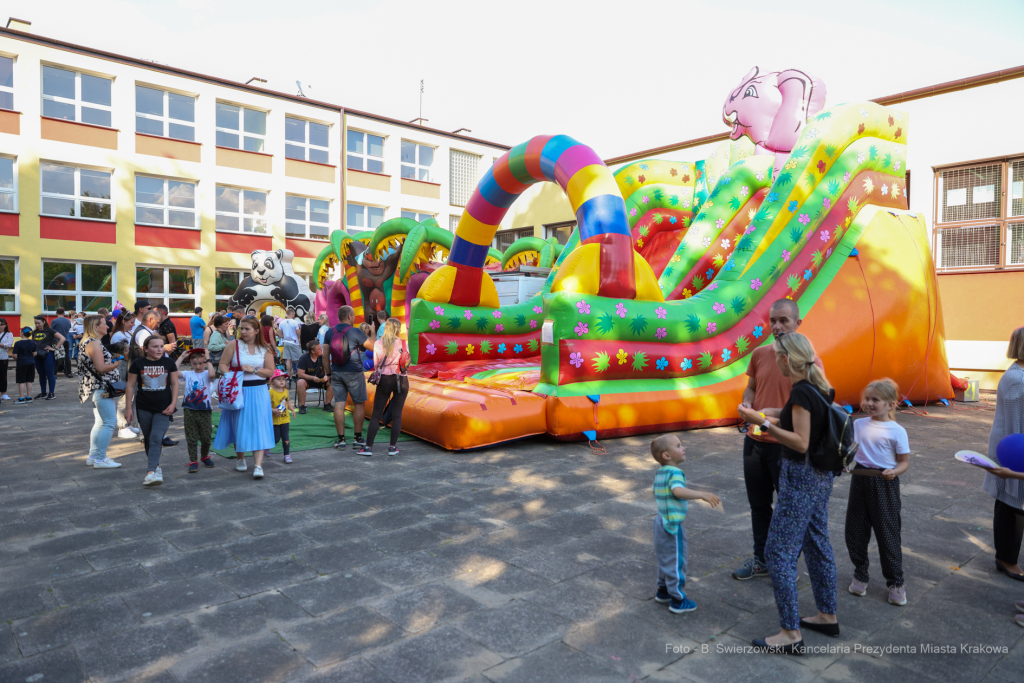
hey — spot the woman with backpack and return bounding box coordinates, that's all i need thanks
[357,317,409,457]
[738,332,839,654]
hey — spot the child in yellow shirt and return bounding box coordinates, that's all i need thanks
[269,369,296,463]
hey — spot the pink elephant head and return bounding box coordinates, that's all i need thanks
[722,67,827,173]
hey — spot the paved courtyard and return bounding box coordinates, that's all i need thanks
[0,376,1021,683]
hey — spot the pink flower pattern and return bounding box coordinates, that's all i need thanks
[707,282,719,291]
[433,306,444,315]
[820,230,830,242]
[782,249,791,262]
[569,352,584,368]
[574,322,589,337]
[492,310,502,319]
[429,320,440,330]
[655,306,667,319]
[615,303,627,318]
[576,300,591,315]
[655,327,667,340]
[707,321,717,334]
[713,302,726,314]
[463,310,473,320]
[533,305,543,314]
[426,343,436,355]
[750,278,763,290]
[798,214,810,225]
[495,324,504,332]
[823,197,831,210]
[529,319,537,329]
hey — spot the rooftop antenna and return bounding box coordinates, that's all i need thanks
[419,80,424,123]
[296,80,309,97]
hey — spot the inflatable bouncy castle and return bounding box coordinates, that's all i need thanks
[313,68,952,449]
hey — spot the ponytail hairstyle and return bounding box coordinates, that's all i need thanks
[381,318,401,359]
[863,377,900,420]
[774,332,830,395]
[81,314,105,343]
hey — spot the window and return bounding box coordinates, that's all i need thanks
[41,66,112,127]
[493,227,534,252]
[401,210,433,223]
[40,163,112,220]
[216,186,267,234]
[450,149,480,206]
[934,158,1024,271]
[0,55,13,111]
[135,176,197,228]
[41,260,114,312]
[449,214,460,232]
[286,195,330,240]
[0,257,17,313]
[347,203,384,232]
[286,117,329,164]
[0,157,15,212]
[401,141,434,181]
[136,266,197,314]
[347,130,384,173]
[135,86,195,141]
[216,102,266,152]
[215,269,247,304]
[545,221,576,245]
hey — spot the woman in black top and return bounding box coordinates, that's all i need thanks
[738,332,838,654]
[32,314,65,400]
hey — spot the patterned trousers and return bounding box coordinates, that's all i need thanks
[845,471,904,588]
[184,409,212,461]
[765,458,838,630]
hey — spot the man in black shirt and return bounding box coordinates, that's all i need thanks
[50,307,73,377]
[156,304,178,351]
[296,340,333,413]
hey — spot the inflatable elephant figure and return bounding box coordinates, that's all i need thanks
[722,67,827,175]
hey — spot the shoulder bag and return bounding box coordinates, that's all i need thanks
[216,344,245,411]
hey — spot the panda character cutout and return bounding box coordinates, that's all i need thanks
[229,249,314,317]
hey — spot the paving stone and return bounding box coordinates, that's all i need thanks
[359,505,428,530]
[363,550,468,588]
[416,494,479,516]
[482,640,622,683]
[293,517,374,545]
[221,530,313,562]
[0,625,16,665]
[454,600,570,657]
[109,515,196,541]
[27,528,120,558]
[291,656,394,683]
[294,539,386,574]
[422,516,505,544]
[0,584,57,621]
[371,583,483,633]
[279,605,403,667]
[482,523,574,553]
[238,511,312,536]
[988,638,1024,683]
[3,554,94,586]
[816,653,948,683]
[162,522,250,551]
[0,519,76,544]
[66,505,151,530]
[122,576,238,619]
[523,576,639,624]
[356,489,430,510]
[186,592,308,642]
[82,537,178,571]
[170,634,306,683]
[563,612,693,678]
[12,595,138,656]
[368,525,445,554]
[585,557,658,600]
[506,542,608,582]
[76,616,202,683]
[0,647,88,683]
[280,571,392,616]
[142,546,243,581]
[448,561,553,596]
[536,510,617,537]
[19,500,99,523]
[646,633,816,683]
[215,557,317,597]
[305,498,372,520]
[364,628,504,683]
[51,563,155,606]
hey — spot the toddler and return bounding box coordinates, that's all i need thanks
[651,434,721,614]
[269,369,295,463]
[176,349,215,473]
[845,378,910,606]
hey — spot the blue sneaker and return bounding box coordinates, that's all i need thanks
[669,597,697,614]
[654,587,672,604]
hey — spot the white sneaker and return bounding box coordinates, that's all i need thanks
[143,470,163,486]
[1,394,9,400]
[93,457,122,469]
[118,428,138,439]
[235,459,247,472]
[128,426,141,435]
[85,456,99,466]
[252,466,264,479]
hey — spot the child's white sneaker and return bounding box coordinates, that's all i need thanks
[252,466,264,479]
[93,457,122,469]
[235,459,247,472]
[143,470,163,486]
[888,585,907,606]
[118,428,138,439]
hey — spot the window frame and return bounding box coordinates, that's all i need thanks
[0,155,17,213]
[285,117,331,165]
[545,220,576,246]
[285,194,331,240]
[39,162,114,221]
[40,259,116,314]
[933,156,1024,273]
[401,210,434,224]
[449,148,480,207]
[40,64,113,128]
[401,140,435,182]
[215,269,248,305]
[215,101,268,153]
[346,129,385,174]
[134,175,198,230]
[0,53,14,112]
[0,255,19,315]
[346,202,385,233]
[493,227,535,252]
[135,84,196,142]
[135,264,199,316]
[215,185,268,235]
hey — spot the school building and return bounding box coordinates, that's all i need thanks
[0,18,511,336]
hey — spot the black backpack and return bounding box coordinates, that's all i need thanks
[128,327,147,362]
[805,389,859,475]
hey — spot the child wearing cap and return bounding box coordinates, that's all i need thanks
[269,369,296,463]
[175,348,215,473]
[13,327,38,404]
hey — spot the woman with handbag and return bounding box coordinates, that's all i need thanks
[357,318,410,457]
[77,314,124,469]
[213,316,275,479]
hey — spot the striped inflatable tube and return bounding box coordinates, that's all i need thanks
[441,135,637,306]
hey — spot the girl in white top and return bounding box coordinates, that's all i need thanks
[0,317,13,400]
[845,378,911,607]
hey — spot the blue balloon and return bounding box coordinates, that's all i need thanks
[363,357,374,371]
[996,434,1024,473]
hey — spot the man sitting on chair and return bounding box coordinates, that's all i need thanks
[296,340,333,414]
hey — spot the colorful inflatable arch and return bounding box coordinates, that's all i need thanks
[325,73,951,449]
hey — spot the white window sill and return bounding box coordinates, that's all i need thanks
[40,214,116,224]
[0,209,18,214]
[214,229,270,236]
[135,222,201,231]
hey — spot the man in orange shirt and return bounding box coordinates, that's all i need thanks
[732,298,823,580]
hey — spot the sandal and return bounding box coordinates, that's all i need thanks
[996,561,1024,582]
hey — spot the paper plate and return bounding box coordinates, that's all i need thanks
[955,450,998,469]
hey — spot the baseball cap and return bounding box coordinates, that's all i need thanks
[22,326,32,335]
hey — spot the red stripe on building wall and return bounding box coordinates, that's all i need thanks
[135,225,202,250]
[39,216,116,243]
[285,237,327,259]
[0,315,21,332]
[0,213,18,236]
[216,231,272,254]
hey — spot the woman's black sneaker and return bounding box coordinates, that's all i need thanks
[388,446,399,456]
[45,393,56,400]
[35,392,46,399]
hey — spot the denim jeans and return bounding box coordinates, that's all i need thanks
[35,351,55,394]
[89,389,117,460]
[137,409,170,471]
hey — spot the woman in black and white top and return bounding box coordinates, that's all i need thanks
[78,314,124,469]
[0,317,13,402]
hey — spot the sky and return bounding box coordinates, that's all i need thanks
[7,0,1024,157]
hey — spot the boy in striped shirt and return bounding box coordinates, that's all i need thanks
[651,434,721,613]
